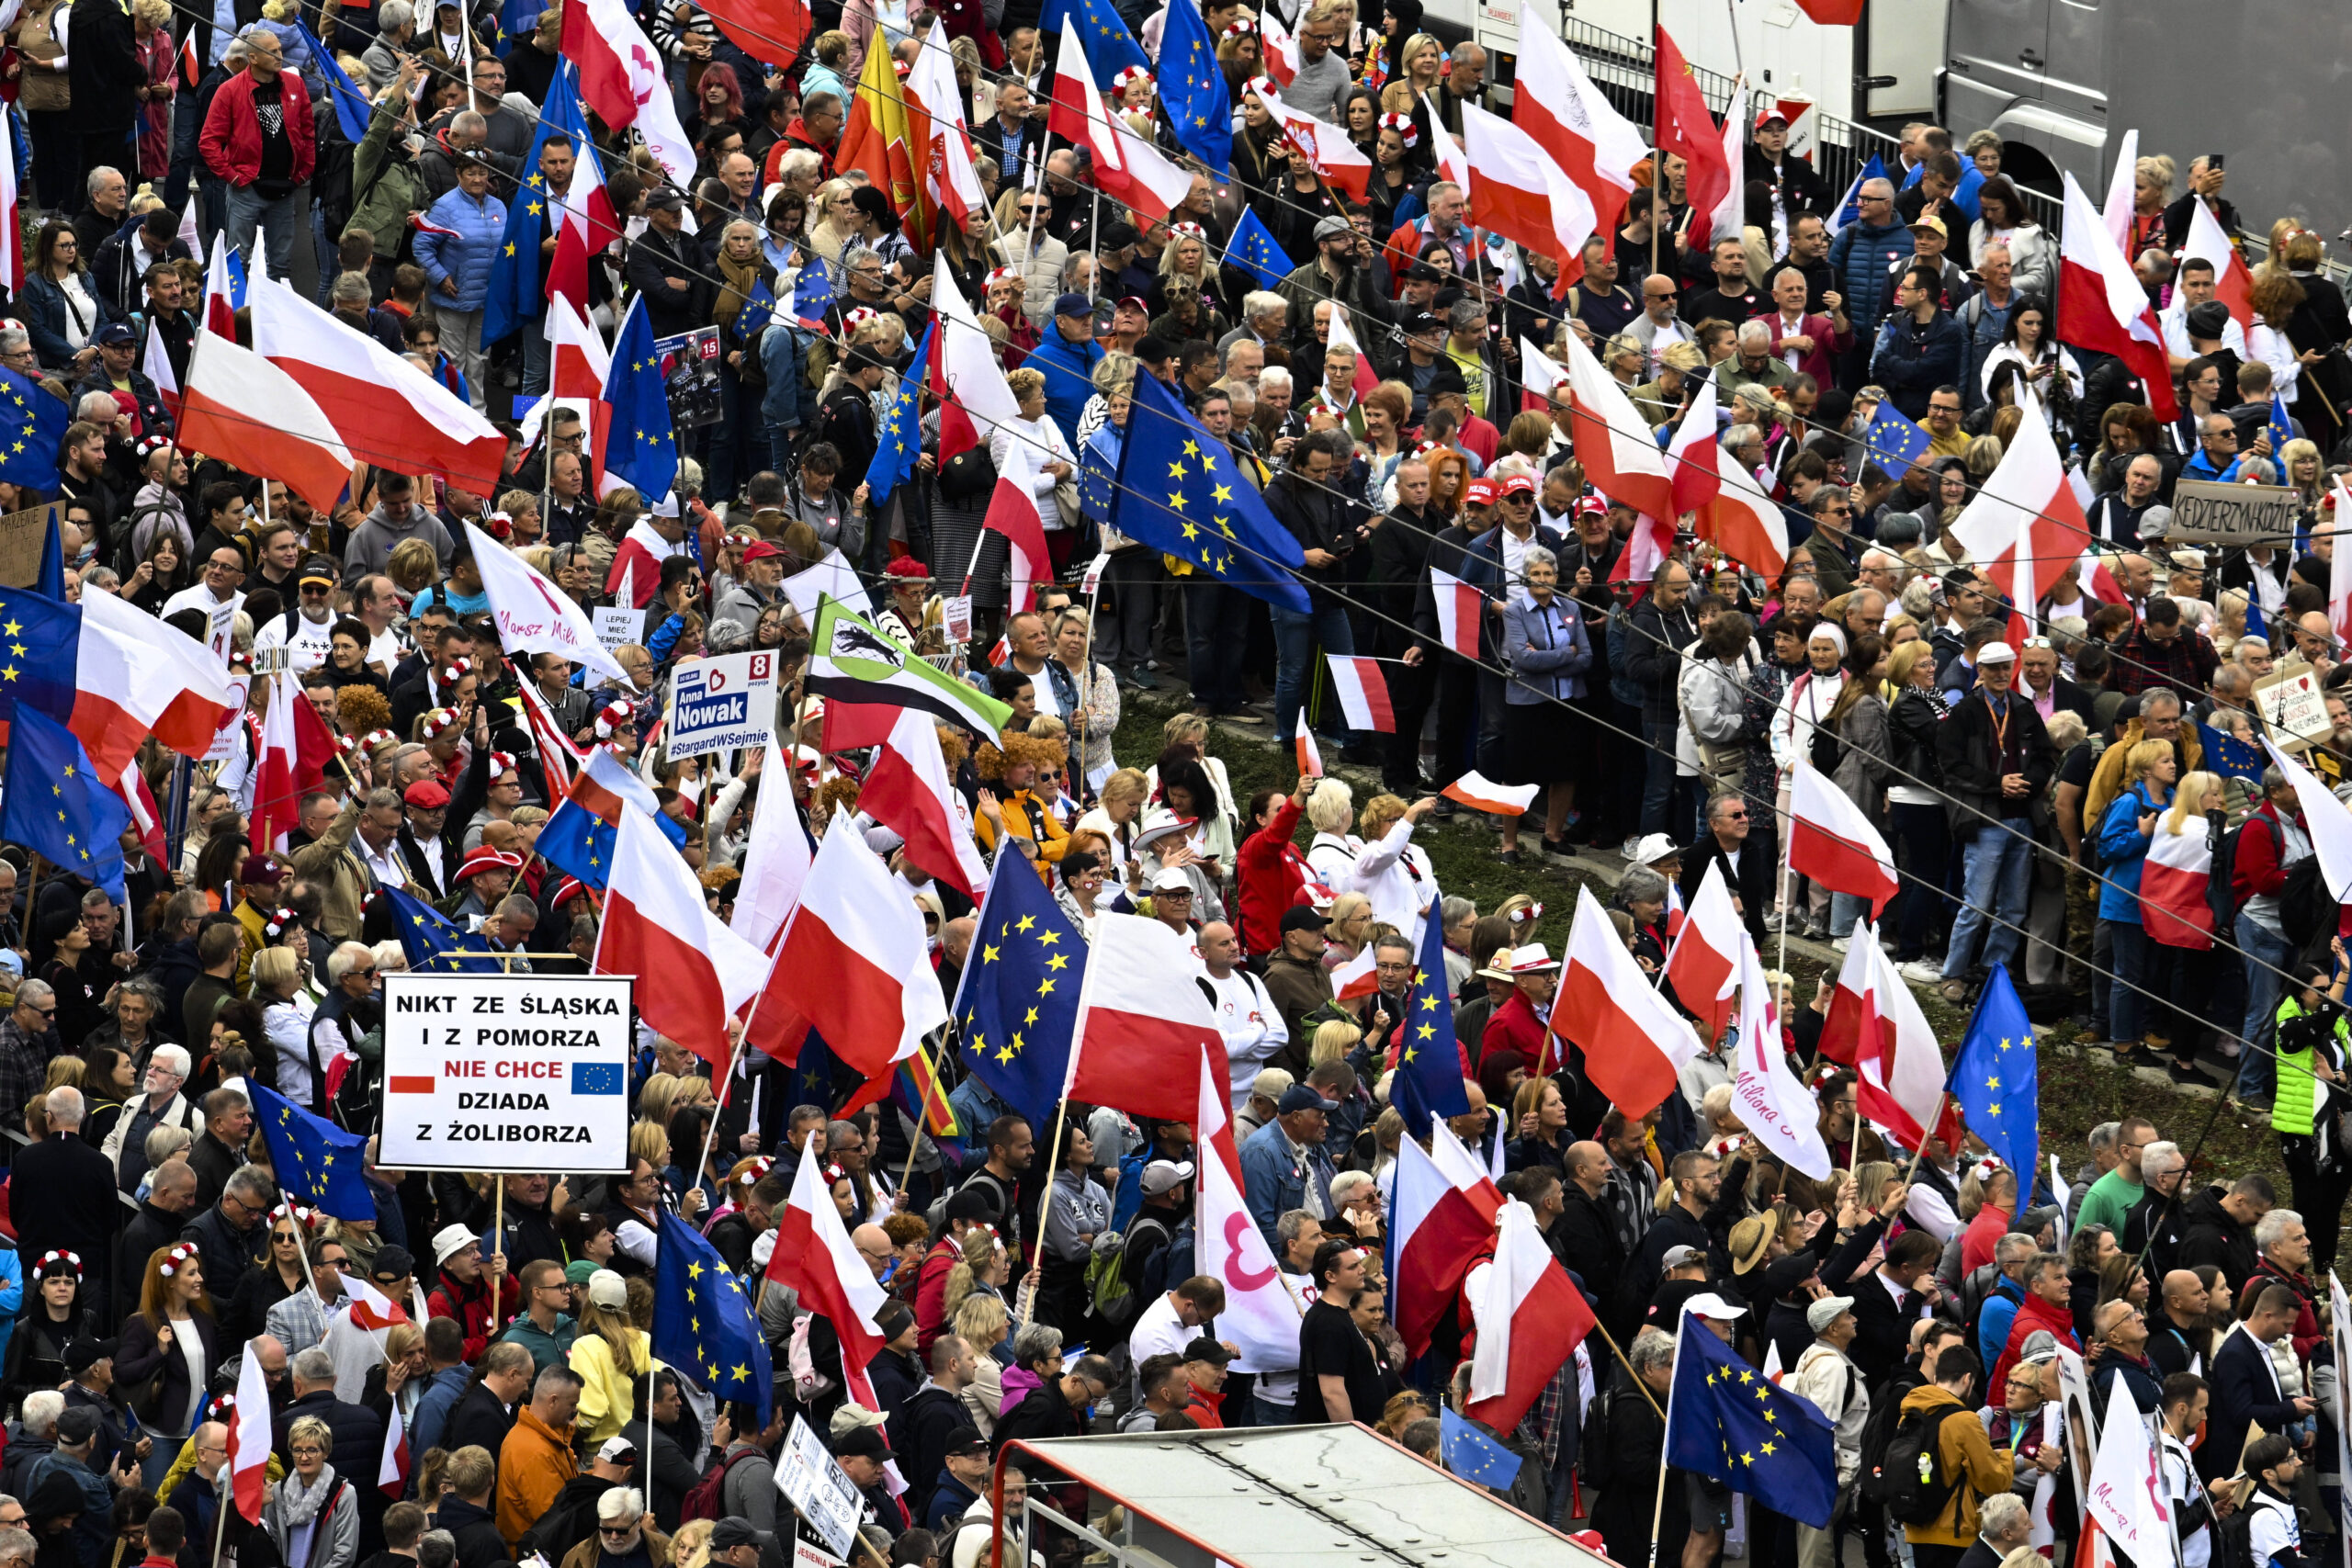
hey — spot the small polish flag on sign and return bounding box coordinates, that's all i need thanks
[1325,656,1395,733]
[1429,567,1485,659]
[387,1076,435,1095]
[1330,942,1380,999]
[1442,771,1539,817]
[1295,731,1325,778]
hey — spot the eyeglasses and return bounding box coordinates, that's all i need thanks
[599,1527,639,1539]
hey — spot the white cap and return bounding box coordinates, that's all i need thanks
[1977,640,2017,664]
[1634,832,1682,865]
[430,1224,477,1268]
[1684,1292,1749,1321]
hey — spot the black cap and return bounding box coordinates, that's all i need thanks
[1401,310,1441,335]
[1402,262,1442,283]
[1100,220,1137,249]
[53,1407,99,1447]
[644,187,684,213]
[2185,300,2231,340]
[372,1246,416,1281]
[833,1426,893,1461]
[1182,1336,1233,1365]
[711,1520,773,1552]
[945,1185,1001,1223]
[1278,905,1329,933]
[62,1338,118,1374]
[943,1425,989,1456]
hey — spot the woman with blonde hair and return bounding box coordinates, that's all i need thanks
[568,1269,651,1444]
[1309,1018,1363,1070]
[991,366,1079,570]
[2099,739,2180,1065]
[952,1291,1012,1436]
[805,179,859,265]
[2130,156,2175,257]
[1073,768,1149,889]
[265,1415,359,1568]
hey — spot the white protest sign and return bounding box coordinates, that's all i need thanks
[665,649,780,758]
[205,675,252,762]
[594,605,639,654]
[775,1416,866,1559]
[941,595,972,645]
[377,972,634,1173]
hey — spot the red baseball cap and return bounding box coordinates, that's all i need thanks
[1501,473,1537,497]
[1464,478,1499,506]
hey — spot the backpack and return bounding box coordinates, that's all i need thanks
[1870,1404,1973,1526]
[679,1448,760,1525]
[2208,1496,2259,1568]
[1574,1383,1618,1491]
[1085,1235,1136,1330]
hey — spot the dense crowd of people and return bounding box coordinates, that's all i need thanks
[0,0,2348,1563]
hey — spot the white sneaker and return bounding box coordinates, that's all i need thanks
[1762,910,1786,932]
[1831,936,1851,953]
[1898,959,1948,986]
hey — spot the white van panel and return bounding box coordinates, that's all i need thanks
[1865,0,1948,116]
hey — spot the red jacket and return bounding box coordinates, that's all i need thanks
[1990,1289,2080,1394]
[913,1237,962,1359]
[1484,990,1549,1072]
[427,1266,522,1362]
[1764,310,1853,388]
[199,68,316,188]
[2231,800,2302,907]
[1235,795,1313,956]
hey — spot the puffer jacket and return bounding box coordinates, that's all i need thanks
[413,182,505,311]
[1828,216,1913,333]
[348,96,429,264]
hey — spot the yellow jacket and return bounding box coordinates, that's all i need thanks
[568,1327,651,1446]
[1896,1384,2012,1547]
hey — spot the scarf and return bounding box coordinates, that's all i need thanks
[621,517,685,563]
[714,252,763,338]
[277,1466,339,1527]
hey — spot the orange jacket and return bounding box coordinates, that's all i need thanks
[495,1406,578,1546]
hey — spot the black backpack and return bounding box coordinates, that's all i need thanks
[1860,1402,1970,1523]
[2208,1497,2259,1568]
[1575,1383,1619,1491]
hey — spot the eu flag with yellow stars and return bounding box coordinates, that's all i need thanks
[0,363,69,491]
[604,295,680,504]
[1663,1310,1838,1528]
[1389,877,1471,1134]
[0,706,127,899]
[654,1210,773,1426]
[948,853,1082,1131]
[247,1081,376,1221]
[1949,963,2037,1192]
[1042,0,1148,85]
[0,587,81,738]
[484,60,595,345]
[381,885,507,974]
[865,319,933,506]
[1158,0,1231,175]
[1111,372,1311,614]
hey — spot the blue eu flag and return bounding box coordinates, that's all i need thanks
[1439,1406,1522,1490]
[950,859,1083,1131]
[1224,206,1293,293]
[790,259,834,329]
[248,1081,376,1221]
[1078,439,1117,526]
[1389,880,1470,1134]
[0,588,80,736]
[2269,393,2297,472]
[497,0,548,53]
[1867,399,1932,479]
[1833,154,1886,233]
[0,707,128,900]
[537,795,687,891]
[735,276,776,344]
[0,364,73,490]
[381,886,506,973]
[1948,964,2038,1194]
[1158,0,1231,175]
[33,504,63,600]
[298,18,371,143]
[605,296,680,503]
[1664,1312,1840,1529]
[1112,374,1312,614]
[654,1211,773,1425]
[2194,719,2266,783]
[1042,0,1148,85]
[484,62,600,345]
[865,320,933,506]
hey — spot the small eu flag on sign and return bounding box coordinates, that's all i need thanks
[571,1062,623,1096]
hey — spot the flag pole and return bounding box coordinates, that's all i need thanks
[209,1458,232,1567]
[1017,1099,1070,1325]
[1644,1314,1679,1568]
[1587,1314,1667,1422]
[696,1029,748,1191]
[1900,1090,1946,1185]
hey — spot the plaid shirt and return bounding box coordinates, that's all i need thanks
[0,1019,48,1135]
[263,1289,347,1359]
[2108,623,2219,703]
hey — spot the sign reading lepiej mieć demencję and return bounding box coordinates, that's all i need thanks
[378,973,635,1173]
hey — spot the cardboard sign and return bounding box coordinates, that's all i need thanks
[2253,656,2333,749]
[2165,479,2301,546]
[941,594,972,645]
[0,503,57,588]
[775,1417,866,1559]
[377,973,636,1173]
[665,649,780,758]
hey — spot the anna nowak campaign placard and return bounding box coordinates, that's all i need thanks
[378,972,635,1172]
[665,650,780,759]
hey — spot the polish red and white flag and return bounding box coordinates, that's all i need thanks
[2181,197,2256,334]
[1464,1198,1594,1434]
[1561,324,1675,525]
[1460,102,1596,288]
[2057,172,2178,420]
[1788,755,1899,915]
[2141,816,2217,950]
[597,804,773,1068]
[1554,884,1703,1114]
[1441,772,1539,817]
[1510,5,1647,271]
[1665,378,1789,579]
[860,707,991,904]
[1818,922,1956,1150]
[1428,567,1485,659]
[1730,929,1832,1179]
[1662,858,1742,1042]
[1046,26,1193,222]
[765,1135,891,1409]
[1325,656,1394,733]
[1259,87,1372,202]
[1066,913,1231,1122]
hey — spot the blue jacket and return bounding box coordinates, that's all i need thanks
[1238,1118,1336,1248]
[1901,158,1984,222]
[27,1450,109,1568]
[414,186,506,313]
[21,271,122,372]
[1976,1274,2023,1370]
[1827,218,1913,335]
[1499,592,1592,704]
[761,323,813,433]
[1024,327,1104,449]
[2097,782,2165,921]
[409,1364,470,1461]
[1870,310,1965,418]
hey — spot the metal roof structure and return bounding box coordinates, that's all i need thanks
[999,1424,1617,1568]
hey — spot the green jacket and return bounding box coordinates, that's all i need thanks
[350,96,429,262]
[2271,995,2348,1138]
[498,1312,580,1379]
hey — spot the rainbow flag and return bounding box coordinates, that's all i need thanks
[893,1043,960,1137]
